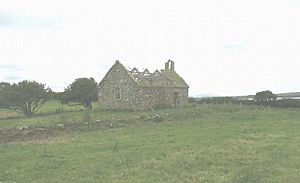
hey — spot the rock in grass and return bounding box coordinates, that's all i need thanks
[136,115,146,120]
[18,125,29,130]
[36,127,45,131]
[152,114,163,122]
[57,124,65,129]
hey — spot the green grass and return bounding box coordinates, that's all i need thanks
[0,100,85,120]
[1,102,300,182]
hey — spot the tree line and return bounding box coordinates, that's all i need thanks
[1,78,299,117]
[190,90,300,108]
[0,78,98,116]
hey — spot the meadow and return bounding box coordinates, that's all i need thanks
[1,101,300,182]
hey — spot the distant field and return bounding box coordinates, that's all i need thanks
[234,92,300,100]
[0,100,93,120]
[1,102,300,182]
[277,92,300,98]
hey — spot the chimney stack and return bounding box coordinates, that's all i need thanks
[165,59,175,71]
[170,61,174,70]
[165,62,169,70]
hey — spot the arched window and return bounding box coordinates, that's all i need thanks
[115,87,121,100]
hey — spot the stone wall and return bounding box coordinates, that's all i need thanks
[98,63,142,110]
[161,87,189,107]
[98,62,189,111]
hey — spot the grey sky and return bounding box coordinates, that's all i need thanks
[0,0,300,96]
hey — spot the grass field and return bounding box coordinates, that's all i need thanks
[1,101,300,182]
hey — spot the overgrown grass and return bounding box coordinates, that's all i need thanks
[1,102,300,182]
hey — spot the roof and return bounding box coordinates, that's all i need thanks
[99,60,189,88]
[117,61,189,88]
[160,69,189,88]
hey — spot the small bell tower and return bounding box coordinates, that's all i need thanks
[165,59,175,71]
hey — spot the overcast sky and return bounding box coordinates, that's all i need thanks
[0,0,300,96]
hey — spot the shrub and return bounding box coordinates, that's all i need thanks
[254,90,277,106]
[0,80,50,116]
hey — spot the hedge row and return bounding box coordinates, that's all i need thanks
[189,97,300,108]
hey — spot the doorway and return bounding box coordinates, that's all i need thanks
[173,92,179,107]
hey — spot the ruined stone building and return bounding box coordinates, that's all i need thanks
[98,60,189,110]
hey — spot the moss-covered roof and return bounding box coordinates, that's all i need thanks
[101,60,189,88]
[160,69,189,88]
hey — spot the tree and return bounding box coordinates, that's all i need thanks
[60,78,98,109]
[254,90,277,106]
[0,82,11,90]
[0,80,50,116]
[0,82,11,107]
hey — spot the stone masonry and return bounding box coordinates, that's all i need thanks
[98,60,189,110]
